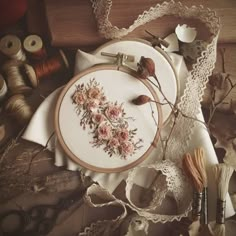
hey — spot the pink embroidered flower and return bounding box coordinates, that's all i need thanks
[86,99,99,111]
[117,128,129,142]
[108,138,120,148]
[97,124,112,140]
[72,91,86,105]
[105,104,122,121]
[119,142,134,156]
[87,87,101,100]
[92,113,105,124]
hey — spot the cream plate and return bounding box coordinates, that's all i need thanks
[55,66,162,173]
[93,39,178,125]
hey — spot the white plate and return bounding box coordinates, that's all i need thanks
[55,66,162,173]
[93,39,178,124]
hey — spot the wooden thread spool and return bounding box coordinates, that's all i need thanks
[0,35,26,61]
[4,94,33,125]
[0,74,8,102]
[24,50,69,84]
[2,60,32,95]
[23,35,47,60]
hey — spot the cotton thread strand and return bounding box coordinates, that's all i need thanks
[4,94,33,125]
[212,163,234,236]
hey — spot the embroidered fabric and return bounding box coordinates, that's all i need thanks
[79,0,220,231]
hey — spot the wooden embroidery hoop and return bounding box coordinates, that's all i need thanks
[55,64,163,173]
[92,38,179,126]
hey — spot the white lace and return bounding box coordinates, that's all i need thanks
[78,0,220,234]
[125,160,192,223]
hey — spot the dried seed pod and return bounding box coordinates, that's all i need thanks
[132,95,151,105]
[137,56,155,79]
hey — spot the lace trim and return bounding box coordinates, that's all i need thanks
[90,0,220,164]
[79,184,127,236]
[125,160,192,223]
[79,0,220,229]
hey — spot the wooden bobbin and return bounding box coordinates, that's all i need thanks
[24,49,69,84]
[0,74,8,102]
[23,35,47,60]
[0,35,26,61]
[2,60,32,95]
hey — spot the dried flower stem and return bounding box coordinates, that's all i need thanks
[147,77,208,126]
[0,127,25,165]
[26,132,55,174]
[207,48,236,126]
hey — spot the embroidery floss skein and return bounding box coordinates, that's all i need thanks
[2,60,32,95]
[212,163,234,236]
[193,148,208,225]
[4,94,33,125]
[24,50,69,85]
[23,35,47,60]
[0,35,26,61]
[183,152,203,221]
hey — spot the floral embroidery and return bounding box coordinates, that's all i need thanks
[71,79,143,159]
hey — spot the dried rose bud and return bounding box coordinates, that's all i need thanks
[132,95,151,105]
[137,56,155,79]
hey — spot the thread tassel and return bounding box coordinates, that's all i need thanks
[212,163,234,236]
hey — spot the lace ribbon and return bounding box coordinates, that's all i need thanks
[90,0,220,162]
[78,0,220,232]
[125,160,192,223]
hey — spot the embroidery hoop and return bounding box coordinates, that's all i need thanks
[92,38,179,126]
[55,64,163,173]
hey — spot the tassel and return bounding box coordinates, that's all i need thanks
[212,163,234,236]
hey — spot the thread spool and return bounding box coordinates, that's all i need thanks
[4,94,33,125]
[25,50,69,83]
[2,60,32,95]
[0,74,8,102]
[23,35,47,60]
[0,35,26,61]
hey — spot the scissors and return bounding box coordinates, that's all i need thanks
[0,187,86,236]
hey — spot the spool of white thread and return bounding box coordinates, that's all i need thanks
[0,35,26,61]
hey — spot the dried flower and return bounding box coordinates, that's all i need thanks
[137,56,155,79]
[132,95,151,105]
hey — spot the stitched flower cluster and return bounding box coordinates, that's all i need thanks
[71,79,143,158]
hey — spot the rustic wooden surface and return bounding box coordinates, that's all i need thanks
[1,0,236,235]
[29,0,236,47]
